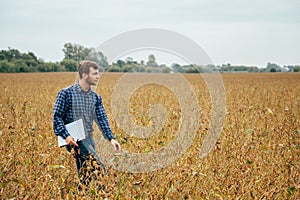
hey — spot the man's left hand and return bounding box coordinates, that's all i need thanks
[110,139,121,151]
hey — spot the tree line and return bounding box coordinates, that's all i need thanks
[0,44,299,73]
[0,43,108,73]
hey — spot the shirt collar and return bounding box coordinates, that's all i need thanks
[74,82,92,94]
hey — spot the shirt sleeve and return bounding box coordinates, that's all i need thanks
[52,89,70,139]
[94,94,115,141]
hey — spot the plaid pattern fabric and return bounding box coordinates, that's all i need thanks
[52,82,115,141]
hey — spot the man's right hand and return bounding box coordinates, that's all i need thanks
[66,136,78,146]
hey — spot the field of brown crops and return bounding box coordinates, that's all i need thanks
[0,72,299,199]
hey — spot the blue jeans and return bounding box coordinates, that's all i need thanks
[82,136,108,174]
[66,136,108,176]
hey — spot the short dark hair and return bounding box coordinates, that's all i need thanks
[78,61,98,79]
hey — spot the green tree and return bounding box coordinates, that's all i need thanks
[24,59,38,68]
[37,62,65,72]
[171,63,184,73]
[125,57,133,64]
[85,48,108,69]
[0,60,13,72]
[185,67,198,73]
[122,64,134,72]
[116,60,125,68]
[133,65,146,73]
[62,43,90,61]
[161,66,171,73]
[0,48,21,61]
[266,62,280,72]
[61,59,78,71]
[146,54,158,67]
[107,65,121,72]
[121,64,145,72]
[0,48,42,72]
[12,60,28,72]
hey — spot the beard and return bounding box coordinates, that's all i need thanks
[86,76,97,86]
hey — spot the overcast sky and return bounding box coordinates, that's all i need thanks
[1,0,299,67]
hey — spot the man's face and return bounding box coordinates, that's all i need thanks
[85,67,100,86]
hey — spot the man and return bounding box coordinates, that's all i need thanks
[52,60,121,185]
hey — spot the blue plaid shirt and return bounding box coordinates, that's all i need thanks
[52,82,115,141]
